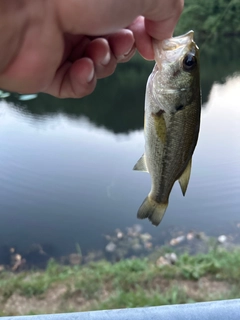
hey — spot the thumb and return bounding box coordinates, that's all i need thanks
[145,0,184,40]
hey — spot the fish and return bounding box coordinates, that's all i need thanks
[133,30,201,226]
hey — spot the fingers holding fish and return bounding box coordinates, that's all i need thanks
[128,0,184,60]
[58,0,183,62]
[107,29,136,62]
[128,17,153,60]
[144,0,184,39]
[84,38,117,79]
[45,58,97,98]
[45,34,134,97]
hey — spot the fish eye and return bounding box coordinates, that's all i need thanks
[183,53,197,72]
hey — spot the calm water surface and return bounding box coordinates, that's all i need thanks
[0,38,240,259]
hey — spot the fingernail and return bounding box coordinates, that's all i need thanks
[123,47,133,56]
[101,52,110,65]
[117,51,132,61]
[87,68,94,83]
[117,46,136,62]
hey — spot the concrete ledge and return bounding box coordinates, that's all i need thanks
[1,299,240,320]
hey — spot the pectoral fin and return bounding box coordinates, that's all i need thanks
[133,154,148,172]
[178,158,192,196]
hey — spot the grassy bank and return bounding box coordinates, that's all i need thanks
[0,246,240,316]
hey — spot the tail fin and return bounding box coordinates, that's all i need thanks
[137,196,168,226]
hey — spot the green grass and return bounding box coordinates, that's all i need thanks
[0,247,240,314]
[96,286,192,310]
[176,248,240,281]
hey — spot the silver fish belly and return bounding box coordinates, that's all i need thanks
[134,31,201,226]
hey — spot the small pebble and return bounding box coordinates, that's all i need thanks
[140,233,152,242]
[165,253,178,264]
[144,242,153,249]
[156,256,170,267]
[105,242,116,253]
[218,235,227,244]
[187,232,194,240]
[14,254,22,262]
[69,253,82,265]
[170,235,185,246]
[117,231,124,239]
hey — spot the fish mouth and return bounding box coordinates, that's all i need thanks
[153,30,197,54]
[162,31,195,51]
[168,30,194,44]
[153,30,198,68]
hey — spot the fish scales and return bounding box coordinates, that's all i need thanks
[134,31,201,226]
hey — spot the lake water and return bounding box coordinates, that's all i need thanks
[0,37,240,261]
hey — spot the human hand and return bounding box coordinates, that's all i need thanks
[0,0,183,98]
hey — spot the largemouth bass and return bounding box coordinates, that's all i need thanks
[134,30,201,226]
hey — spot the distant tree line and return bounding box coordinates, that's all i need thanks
[175,0,240,39]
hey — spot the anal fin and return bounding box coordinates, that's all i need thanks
[133,154,148,172]
[178,158,192,196]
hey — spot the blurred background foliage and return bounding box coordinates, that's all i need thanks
[175,0,240,39]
